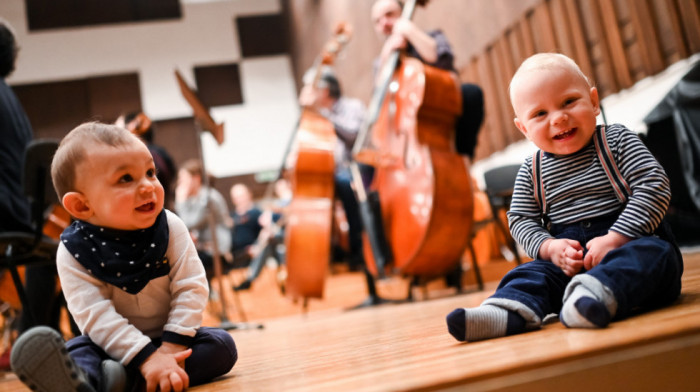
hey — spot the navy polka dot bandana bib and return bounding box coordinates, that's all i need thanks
[60,210,170,294]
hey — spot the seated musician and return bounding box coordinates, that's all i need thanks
[370,0,483,290]
[299,66,372,271]
[228,183,263,269]
[233,178,291,291]
[0,20,62,343]
[371,0,484,158]
[174,159,232,278]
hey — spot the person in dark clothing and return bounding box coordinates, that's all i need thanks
[0,19,60,339]
[0,21,32,234]
[229,183,263,269]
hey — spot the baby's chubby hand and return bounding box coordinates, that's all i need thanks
[540,238,584,277]
[584,231,631,270]
[140,346,192,392]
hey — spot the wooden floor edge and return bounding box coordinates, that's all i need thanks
[422,327,700,392]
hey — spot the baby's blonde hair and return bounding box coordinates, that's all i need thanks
[509,53,590,104]
[51,122,139,200]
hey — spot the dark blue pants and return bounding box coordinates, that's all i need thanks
[247,229,285,281]
[334,164,374,267]
[490,214,683,321]
[66,327,237,389]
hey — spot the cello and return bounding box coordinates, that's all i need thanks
[352,0,474,281]
[284,23,353,303]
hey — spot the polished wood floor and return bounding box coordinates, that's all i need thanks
[2,251,699,391]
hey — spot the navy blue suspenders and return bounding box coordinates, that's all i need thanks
[531,125,631,223]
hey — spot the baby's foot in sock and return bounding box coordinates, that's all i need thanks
[561,285,611,328]
[446,305,526,342]
[446,308,466,341]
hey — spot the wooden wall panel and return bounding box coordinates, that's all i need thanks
[578,0,618,96]
[598,0,634,89]
[677,0,700,54]
[651,0,689,64]
[550,0,576,56]
[13,80,91,140]
[13,73,142,141]
[481,49,508,154]
[564,0,595,79]
[236,14,289,58]
[626,0,666,76]
[194,63,243,108]
[531,5,558,53]
[25,0,181,31]
[86,74,142,124]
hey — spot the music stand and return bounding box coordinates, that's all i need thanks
[175,69,262,330]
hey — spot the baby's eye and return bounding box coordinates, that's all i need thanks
[533,110,546,118]
[147,168,157,178]
[563,97,577,106]
[119,174,133,183]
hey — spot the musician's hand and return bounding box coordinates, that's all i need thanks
[299,85,319,108]
[392,19,415,39]
[259,211,273,227]
[380,34,407,65]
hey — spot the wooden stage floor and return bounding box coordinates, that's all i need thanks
[2,251,699,391]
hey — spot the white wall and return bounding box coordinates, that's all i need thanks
[1,0,299,178]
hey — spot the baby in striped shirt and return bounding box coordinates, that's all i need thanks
[447,53,683,342]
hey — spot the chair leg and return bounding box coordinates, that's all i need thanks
[509,238,522,265]
[492,212,522,265]
[467,241,484,291]
[8,265,35,327]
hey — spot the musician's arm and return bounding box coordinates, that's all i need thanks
[321,98,366,150]
[393,19,437,64]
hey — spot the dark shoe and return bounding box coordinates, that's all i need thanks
[100,359,127,392]
[233,279,252,291]
[10,326,96,392]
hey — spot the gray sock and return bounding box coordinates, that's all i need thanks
[449,305,525,341]
[561,275,616,328]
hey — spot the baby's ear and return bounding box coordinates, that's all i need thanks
[514,117,528,138]
[62,192,92,221]
[590,87,601,116]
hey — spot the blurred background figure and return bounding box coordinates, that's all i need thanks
[175,159,232,279]
[229,183,263,270]
[233,178,291,292]
[0,19,62,369]
[299,65,371,271]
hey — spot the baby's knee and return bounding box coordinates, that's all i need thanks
[187,328,237,385]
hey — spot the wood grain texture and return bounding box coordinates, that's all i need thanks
[2,252,698,391]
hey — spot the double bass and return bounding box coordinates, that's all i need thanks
[284,24,353,303]
[352,0,473,281]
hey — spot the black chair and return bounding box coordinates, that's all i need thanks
[465,163,523,290]
[0,139,60,326]
[482,164,523,265]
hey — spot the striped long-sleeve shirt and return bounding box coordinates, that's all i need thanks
[507,123,671,259]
